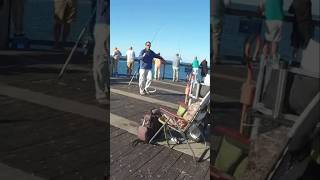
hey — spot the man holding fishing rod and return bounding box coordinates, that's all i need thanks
[137,41,164,95]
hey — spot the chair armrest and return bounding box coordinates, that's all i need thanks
[210,166,235,180]
[213,126,250,146]
[178,101,187,108]
[159,107,184,120]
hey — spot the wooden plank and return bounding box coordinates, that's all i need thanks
[110,126,126,138]
[112,145,165,179]
[0,114,102,154]
[1,124,106,166]
[110,143,163,177]
[155,153,195,179]
[204,167,210,180]
[132,147,179,179]
[53,162,106,180]
[112,84,184,104]
[32,141,106,179]
[150,150,183,179]
[110,132,138,164]
[175,156,209,180]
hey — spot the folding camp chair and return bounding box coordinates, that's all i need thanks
[188,79,210,106]
[210,126,250,180]
[246,40,320,179]
[149,90,210,161]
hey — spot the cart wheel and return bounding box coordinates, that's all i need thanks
[187,123,204,142]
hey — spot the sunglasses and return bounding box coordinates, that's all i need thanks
[146,44,151,46]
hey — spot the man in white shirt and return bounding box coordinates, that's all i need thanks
[172,53,181,82]
[126,46,135,77]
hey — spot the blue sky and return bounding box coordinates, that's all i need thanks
[110,0,210,64]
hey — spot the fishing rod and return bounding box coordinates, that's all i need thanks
[57,6,97,79]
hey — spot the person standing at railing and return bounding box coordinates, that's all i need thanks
[289,0,314,62]
[11,0,26,38]
[138,41,164,95]
[112,47,121,77]
[211,0,231,64]
[192,56,200,82]
[153,53,162,80]
[53,0,77,50]
[126,46,135,77]
[172,53,181,82]
[200,59,208,82]
[92,0,109,105]
[259,0,284,66]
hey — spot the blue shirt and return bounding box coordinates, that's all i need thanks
[138,49,161,70]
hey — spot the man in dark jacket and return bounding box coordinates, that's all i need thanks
[137,41,164,95]
[200,59,208,82]
[289,0,314,60]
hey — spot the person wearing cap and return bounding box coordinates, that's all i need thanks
[289,0,314,61]
[153,53,162,80]
[137,41,164,95]
[172,53,181,82]
[212,0,231,64]
[126,46,135,77]
[200,59,208,82]
[192,56,200,81]
[259,0,284,65]
[53,0,77,49]
[112,47,121,76]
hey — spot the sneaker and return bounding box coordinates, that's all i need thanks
[140,90,146,95]
[144,89,150,95]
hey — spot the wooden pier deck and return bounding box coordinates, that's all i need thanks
[0,51,107,179]
[0,50,251,179]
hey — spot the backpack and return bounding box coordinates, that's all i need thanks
[135,108,162,144]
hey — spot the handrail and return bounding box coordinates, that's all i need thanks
[225,8,320,27]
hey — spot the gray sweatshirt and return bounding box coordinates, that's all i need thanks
[172,56,181,68]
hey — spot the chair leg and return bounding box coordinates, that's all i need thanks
[180,132,196,162]
[163,125,170,148]
[200,129,207,148]
[149,123,166,144]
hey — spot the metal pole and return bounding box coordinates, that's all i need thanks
[273,62,288,120]
[57,7,97,79]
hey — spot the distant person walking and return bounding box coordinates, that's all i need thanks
[192,56,200,81]
[153,53,163,80]
[112,47,121,77]
[172,53,181,82]
[259,0,284,65]
[200,59,208,82]
[53,0,77,49]
[138,41,164,95]
[126,46,135,77]
[211,0,231,64]
[289,0,314,61]
[92,0,109,105]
